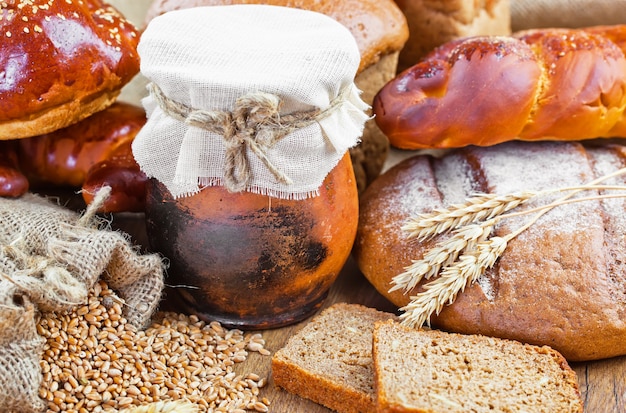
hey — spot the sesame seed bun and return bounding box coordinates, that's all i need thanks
[0,0,141,140]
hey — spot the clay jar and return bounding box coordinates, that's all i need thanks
[134,5,369,329]
[145,153,358,329]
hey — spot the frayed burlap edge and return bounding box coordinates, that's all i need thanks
[0,187,166,413]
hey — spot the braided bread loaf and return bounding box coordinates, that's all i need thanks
[374,25,626,149]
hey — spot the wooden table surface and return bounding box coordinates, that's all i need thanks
[100,2,626,407]
[111,212,626,413]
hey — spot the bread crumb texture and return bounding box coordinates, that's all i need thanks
[373,320,583,413]
[272,303,396,413]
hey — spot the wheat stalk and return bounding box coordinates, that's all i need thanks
[396,167,626,328]
[390,220,495,293]
[402,191,537,241]
[118,400,199,413]
[400,236,508,328]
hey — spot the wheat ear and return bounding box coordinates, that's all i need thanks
[396,167,626,329]
[118,400,199,413]
[402,191,537,241]
[399,237,508,328]
[390,221,495,293]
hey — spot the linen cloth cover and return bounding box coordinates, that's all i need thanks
[132,5,370,199]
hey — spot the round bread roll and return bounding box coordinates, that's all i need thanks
[0,0,141,140]
[143,0,409,193]
[354,140,626,361]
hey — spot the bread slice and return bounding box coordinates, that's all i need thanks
[271,303,396,413]
[372,320,584,413]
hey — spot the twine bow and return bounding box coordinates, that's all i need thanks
[149,83,346,192]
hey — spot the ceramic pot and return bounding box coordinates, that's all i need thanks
[145,153,359,329]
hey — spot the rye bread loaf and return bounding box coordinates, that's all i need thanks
[144,0,409,193]
[271,303,396,413]
[373,320,583,413]
[353,140,626,361]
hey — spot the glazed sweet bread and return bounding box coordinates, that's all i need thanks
[0,141,28,198]
[374,25,626,149]
[0,0,140,140]
[0,103,148,213]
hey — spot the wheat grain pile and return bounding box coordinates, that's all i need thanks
[37,281,271,413]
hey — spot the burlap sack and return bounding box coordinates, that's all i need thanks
[511,0,626,31]
[0,188,165,413]
[0,296,46,413]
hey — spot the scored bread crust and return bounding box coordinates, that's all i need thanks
[353,140,626,361]
[0,0,140,140]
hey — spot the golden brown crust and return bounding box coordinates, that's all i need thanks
[0,0,140,139]
[0,91,120,141]
[353,141,626,361]
[374,25,626,149]
[144,0,409,74]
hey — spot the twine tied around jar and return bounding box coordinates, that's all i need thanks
[149,82,350,193]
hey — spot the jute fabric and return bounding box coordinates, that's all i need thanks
[511,0,626,31]
[0,188,165,412]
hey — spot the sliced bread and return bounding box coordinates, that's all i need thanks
[271,303,396,413]
[372,320,584,413]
